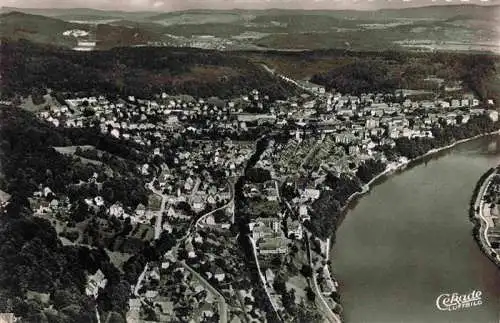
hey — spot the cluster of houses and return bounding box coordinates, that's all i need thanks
[250,217,288,255]
[36,89,497,155]
[24,83,499,322]
[245,180,306,256]
[29,186,71,217]
[128,260,219,323]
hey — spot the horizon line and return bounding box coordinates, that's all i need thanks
[1,2,499,14]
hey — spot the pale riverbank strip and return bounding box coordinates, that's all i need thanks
[325,130,500,320]
[343,130,500,214]
[470,167,500,267]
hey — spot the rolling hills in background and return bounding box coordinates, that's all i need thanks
[0,11,164,49]
[0,4,498,52]
[0,11,85,47]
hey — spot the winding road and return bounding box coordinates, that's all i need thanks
[475,170,500,263]
[134,177,234,323]
[195,182,234,228]
[181,261,228,323]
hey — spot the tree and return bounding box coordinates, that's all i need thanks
[97,280,130,314]
[273,275,286,295]
[107,312,126,323]
[305,287,315,302]
[301,265,313,278]
[281,289,295,311]
[52,289,81,310]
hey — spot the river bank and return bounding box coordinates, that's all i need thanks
[325,129,500,321]
[341,130,500,215]
[469,167,500,268]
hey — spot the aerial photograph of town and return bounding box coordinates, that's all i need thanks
[0,0,499,322]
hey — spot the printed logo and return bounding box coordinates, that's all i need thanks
[436,290,483,311]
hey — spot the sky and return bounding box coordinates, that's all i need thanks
[0,0,498,11]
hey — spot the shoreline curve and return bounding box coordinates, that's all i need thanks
[325,129,500,321]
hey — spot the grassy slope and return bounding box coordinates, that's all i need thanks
[0,11,86,47]
[0,11,165,49]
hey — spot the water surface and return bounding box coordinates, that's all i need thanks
[331,136,500,323]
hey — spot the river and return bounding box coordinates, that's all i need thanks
[331,135,500,323]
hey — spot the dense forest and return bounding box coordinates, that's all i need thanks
[306,173,362,240]
[0,213,115,323]
[298,50,498,101]
[2,39,498,103]
[0,39,301,101]
[0,107,149,209]
[0,106,155,322]
[310,60,398,95]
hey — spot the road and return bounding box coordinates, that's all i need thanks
[95,306,101,323]
[475,170,500,263]
[322,238,337,294]
[134,179,234,323]
[285,199,340,322]
[133,263,149,296]
[181,261,228,323]
[305,232,342,323]
[195,181,234,228]
[146,179,167,240]
[261,63,321,95]
[475,171,495,248]
[248,236,283,322]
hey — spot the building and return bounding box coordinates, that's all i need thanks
[214,267,226,282]
[191,195,206,212]
[488,110,499,122]
[302,188,320,201]
[135,204,146,217]
[109,203,125,218]
[287,218,303,239]
[145,290,159,299]
[451,99,461,108]
[0,190,11,208]
[0,313,17,323]
[85,269,107,298]
[348,145,360,155]
[299,205,310,221]
[365,118,379,129]
[258,237,288,255]
[251,222,278,241]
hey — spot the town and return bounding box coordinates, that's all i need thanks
[2,73,499,323]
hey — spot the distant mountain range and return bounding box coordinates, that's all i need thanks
[2,0,500,11]
[1,5,498,52]
[2,4,499,22]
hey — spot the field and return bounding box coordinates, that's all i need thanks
[148,194,163,212]
[1,5,498,52]
[19,93,57,112]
